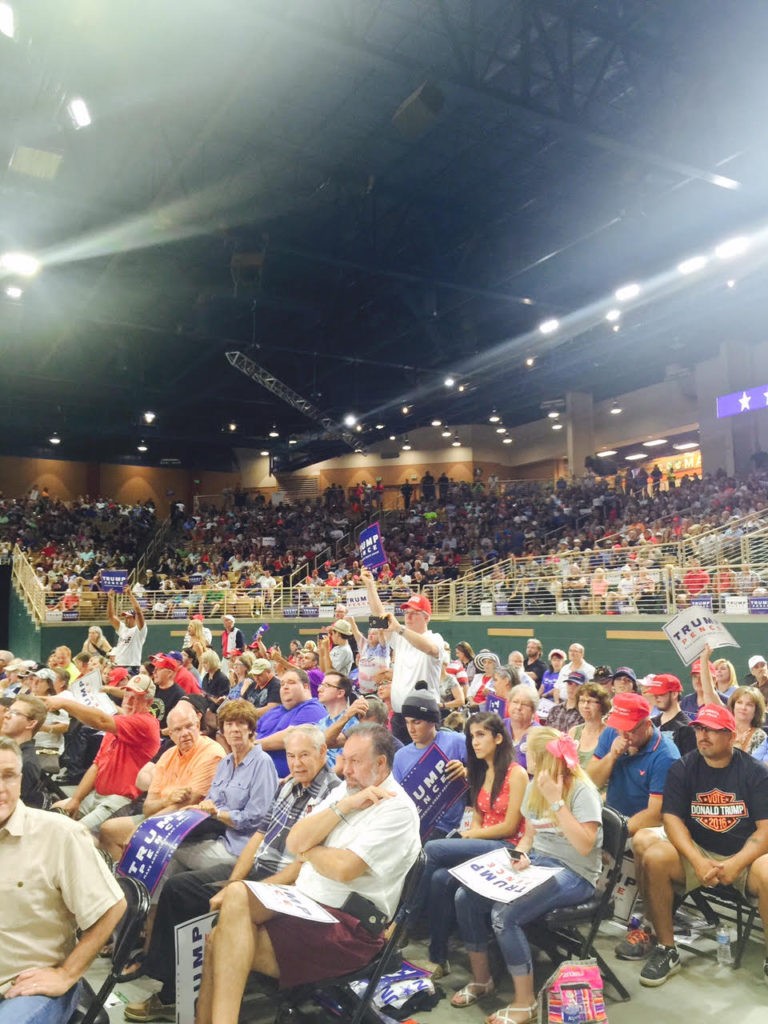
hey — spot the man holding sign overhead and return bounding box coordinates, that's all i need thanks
[361,567,444,744]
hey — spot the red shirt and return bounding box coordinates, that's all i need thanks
[174,666,203,694]
[94,712,161,799]
[683,568,710,596]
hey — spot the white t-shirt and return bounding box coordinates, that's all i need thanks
[556,658,595,700]
[114,622,148,667]
[389,629,444,712]
[296,774,421,918]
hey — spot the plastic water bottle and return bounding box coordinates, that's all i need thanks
[716,925,733,966]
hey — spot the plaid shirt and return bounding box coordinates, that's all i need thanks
[253,766,341,877]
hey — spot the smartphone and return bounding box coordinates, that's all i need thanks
[368,614,389,628]
[507,849,524,861]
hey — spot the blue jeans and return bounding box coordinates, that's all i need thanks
[455,853,595,975]
[0,982,82,1024]
[413,837,508,964]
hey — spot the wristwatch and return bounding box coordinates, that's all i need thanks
[550,799,565,813]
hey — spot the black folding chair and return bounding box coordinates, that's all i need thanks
[528,806,631,1002]
[68,876,151,1024]
[252,851,427,1024]
[677,884,761,969]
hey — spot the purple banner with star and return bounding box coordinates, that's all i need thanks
[716,385,768,419]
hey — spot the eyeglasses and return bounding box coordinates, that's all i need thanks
[320,681,344,691]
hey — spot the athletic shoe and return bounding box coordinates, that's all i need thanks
[614,925,655,960]
[639,945,681,987]
[124,993,176,1022]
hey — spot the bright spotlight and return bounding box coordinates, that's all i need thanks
[715,237,749,260]
[137,442,148,453]
[538,318,559,335]
[605,309,621,322]
[4,285,22,299]
[489,410,500,423]
[596,450,617,458]
[0,3,14,38]
[49,432,61,445]
[711,174,740,191]
[268,425,279,438]
[552,422,563,431]
[0,252,40,277]
[431,419,442,426]
[502,437,513,444]
[615,283,640,302]
[67,97,92,129]
[441,427,452,438]
[525,357,535,367]
[444,376,455,387]
[401,439,412,451]
[343,414,357,427]
[143,411,156,424]
[228,422,237,432]
[451,436,461,447]
[677,255,708,275]
[548,411,560,419]
[288,438,297,445]
[610,403,622,415]
[259,450,269,456]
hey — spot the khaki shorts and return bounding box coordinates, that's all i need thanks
[678,840,750,898]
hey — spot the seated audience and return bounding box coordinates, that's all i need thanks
[0,693,47,808]
[255,668,326,776]
[644,674,697,755]
[570,683,611,768]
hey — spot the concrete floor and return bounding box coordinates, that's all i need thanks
[94,912,767,1024]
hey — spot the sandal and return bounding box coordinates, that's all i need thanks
[450,979,495,1007]
[485,1002,538,1024]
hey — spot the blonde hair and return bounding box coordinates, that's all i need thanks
[524,726,596,823]
[713,658,738,690]
[188,620,208,647]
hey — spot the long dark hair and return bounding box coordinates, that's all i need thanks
[465,712,515,808]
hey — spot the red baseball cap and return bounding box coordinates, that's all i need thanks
[644,674,683,695]
[401,594,432,616]
[691,703,736,732]
[605,692,652,731]
[107,666,130,687]
[690,659,715,674]
[151,654,179,672]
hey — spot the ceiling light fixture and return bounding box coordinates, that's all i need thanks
[288,437,298,445]
[401,438,412,451]
[431,418,442,427]
[552,422,563,431]
[0,3,14,38]
[596,450,617,457]
[525,357,535,367]
[726,279,736,289]
[457,384,465,392]
[625,453,646,461]
[451,435,462,447]
[343,413,357,427]
[49,432,61,445]
[402,405,410,414]
[502,436,513,444]
[677,255,708,275]
[715,236,749,260]
[538,318,559,335]
[441,426,452,438]
[673,442,699,451]
[548,411,560,419]
[228,422,237,432]
[0,252,40,277]
[496,426,507,434]
[375,423,385,430]
[605,309,621,322]
[444,376,455,387]
[489,409,500,423]
[137,441,148,453]
[612,324,620,332]
[143,411,156,424]
[615,283,641,302]
[4,285,22,299]
[389,434,396,441]
[67,97,92,129]
[355,423,363,432]
[259,449,269,456]
[610,402,622,415]
[268,424,279,438]
[643,439,667,447]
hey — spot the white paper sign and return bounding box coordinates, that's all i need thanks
[449,848,561,903]
[243,882,338,923]
[345,589,374,618]
[175,912,216,1024]
[70,670,118,715]
[662,606,740,666]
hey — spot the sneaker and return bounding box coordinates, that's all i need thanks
[124,993,176,1022]
[639,945,681,987]
[614,925,655,960]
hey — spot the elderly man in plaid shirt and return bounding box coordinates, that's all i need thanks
[124,724,339,1023]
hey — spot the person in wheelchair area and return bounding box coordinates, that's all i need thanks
[195,723,421,1024]
[0,737,126,1024]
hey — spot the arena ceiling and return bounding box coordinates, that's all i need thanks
[2,0,768,471]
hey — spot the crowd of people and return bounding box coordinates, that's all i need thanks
[2,566,768,1023]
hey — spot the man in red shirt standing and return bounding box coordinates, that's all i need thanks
[44,676,161,832]
[682,559,711,598]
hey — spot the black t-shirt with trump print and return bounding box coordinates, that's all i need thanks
[663,748,768,856]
